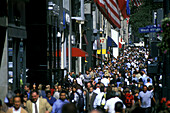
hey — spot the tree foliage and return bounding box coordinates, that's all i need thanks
[129,0,163,39]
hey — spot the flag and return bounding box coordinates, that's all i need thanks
[131,0,143,7]
[94,0,121,28]
[107,36,118,47]
[117,0,129,19]
[107,36,113,47]
[126,0,130,15]
[119,37,122,48]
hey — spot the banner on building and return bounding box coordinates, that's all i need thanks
[97,37,106,54]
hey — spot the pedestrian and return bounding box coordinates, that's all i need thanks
[52,91,69,113]
[24,83,31,99]
[101,75,110,87]
[84,71,92,86]
[138,85,156,113]
[26,90,52,113]
[104,91,126,113]
[45,90,56,106]
[90,109,103,113]
[86,87,97,112]
[38,84,46,98]
[0,99,5,113]
[2,92,15,112]
[62,103,77,113]
[22,92,28,109]
[6,96,28,113]
[93,86,105,112]
[53,84,62,100]
[124,88,134,112]
[115,102,123,113]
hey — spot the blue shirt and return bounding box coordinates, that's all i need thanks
[143,77,152,85]
[52,99,69,113]
[138,91,153,108]
[45,96,56,106]
[132,77,138,83]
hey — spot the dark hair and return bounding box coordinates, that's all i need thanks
[13,96,21,102]
[46,90,51,95]
[110,91,116,98]
[23,91,28,97]
[100,86,104,92]
[60,90,66,96]
[0,99,2,106]
[143,85,147,88]
[14,89,21,94]
[147,78,150,82]
[25,83,30,88]
[31,89,39,95]
[115,101,123,112]
[62,103,77,113]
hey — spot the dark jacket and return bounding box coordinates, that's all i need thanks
[86,92,97,112]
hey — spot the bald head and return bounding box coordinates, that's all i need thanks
[90,110,103,113]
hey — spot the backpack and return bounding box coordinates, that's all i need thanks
[77,92,84,112]
[125,93,133,107]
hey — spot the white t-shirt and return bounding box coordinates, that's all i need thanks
[101,78,110,87]
[104,97,126,113]
[76,77,83,86]
[145,83,152,87]
[13,107,21,113]
[93,92,104,108]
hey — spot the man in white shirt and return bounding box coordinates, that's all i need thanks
[101,76,110,87]
[104,91,126,113]
[26,90,52,113]
[93,86,105,109]
[93,83,100,95]
[76,74,83,86]
[6,96,27,113]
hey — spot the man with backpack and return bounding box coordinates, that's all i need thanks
[124,88,134,112]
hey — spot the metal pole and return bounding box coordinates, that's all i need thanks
[57,34,60,82]
[61,31,64,69]
[49,24,52,86]
[23,40,26,88]
[79,23,82,73]
[68,0,72,72]
[53,18,56,84]
[13,39,17,91]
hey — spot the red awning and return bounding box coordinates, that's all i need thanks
[56,47,88,57]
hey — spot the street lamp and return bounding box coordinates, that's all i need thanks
[47,0,59,86]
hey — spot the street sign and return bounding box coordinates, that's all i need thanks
[139,27,162,33]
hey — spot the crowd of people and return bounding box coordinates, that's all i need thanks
[0,47,169,113]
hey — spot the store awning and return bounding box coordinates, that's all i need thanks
[56,47,88,57]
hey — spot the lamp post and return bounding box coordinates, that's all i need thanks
[48,0,59,86]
